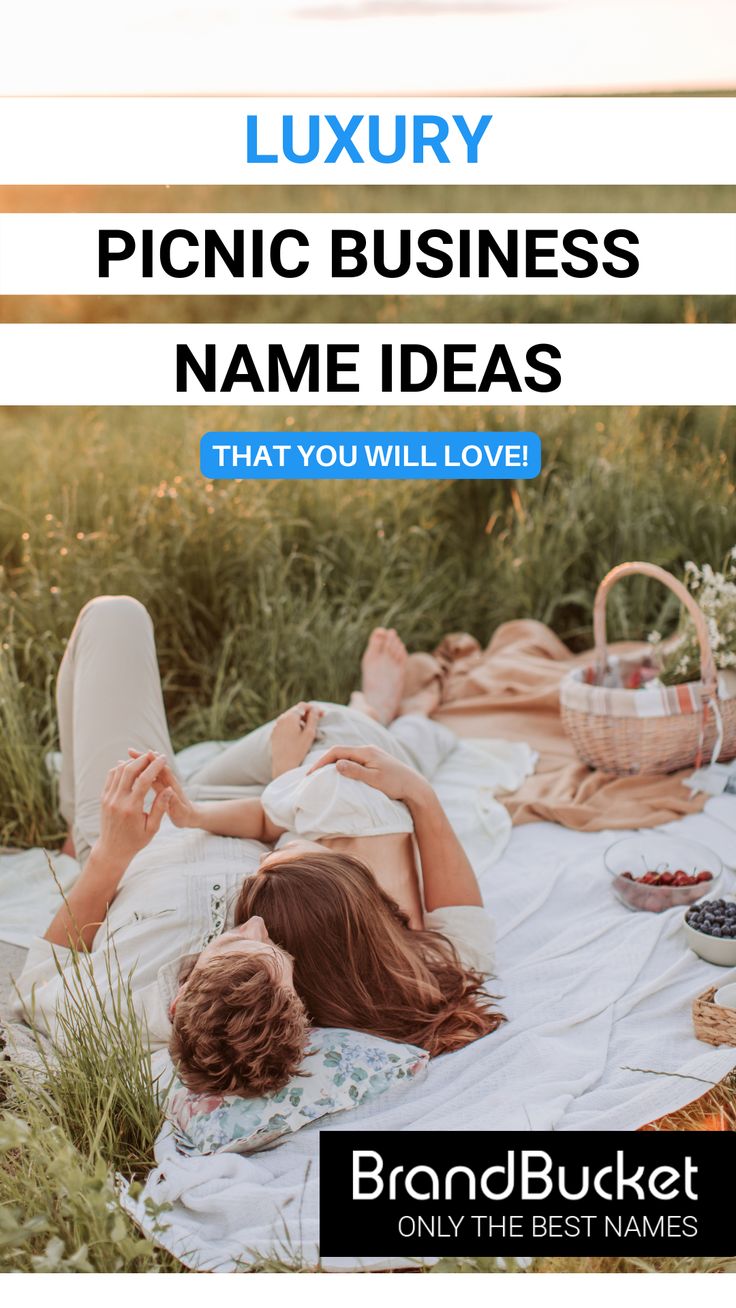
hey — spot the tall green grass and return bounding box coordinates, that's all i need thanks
[0,402,733,848]
[0,948,181,1272]
[0,1109,181,1273]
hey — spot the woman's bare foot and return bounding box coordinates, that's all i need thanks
[398,651,444,718]
[354,627,408,725]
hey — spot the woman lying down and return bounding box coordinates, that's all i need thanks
[13,596,503,1098]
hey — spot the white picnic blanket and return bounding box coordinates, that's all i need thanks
[120,778,736,1272]
[4,745,736,1272]
[0,847,79,949]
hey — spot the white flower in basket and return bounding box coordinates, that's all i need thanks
[648,552,736,700]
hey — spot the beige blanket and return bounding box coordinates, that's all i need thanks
[401,619,706,832]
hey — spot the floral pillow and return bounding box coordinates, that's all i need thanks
[166,1027,428,1156]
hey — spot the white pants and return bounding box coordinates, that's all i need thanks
[58,596,455,865]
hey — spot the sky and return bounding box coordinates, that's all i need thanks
[1,0,734,95]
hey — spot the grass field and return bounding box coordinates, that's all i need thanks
[0,183,734,1272]
[1,400,733,850]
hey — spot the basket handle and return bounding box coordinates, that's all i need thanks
[593,561,718,697]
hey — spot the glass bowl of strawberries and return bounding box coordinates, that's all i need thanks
[604,834,722,913]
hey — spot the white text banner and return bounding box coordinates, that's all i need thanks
[0,98,735,185]
[0,323,733,405]
[1,213,734,295]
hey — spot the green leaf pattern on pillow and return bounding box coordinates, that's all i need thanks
[166,1027,428,1156]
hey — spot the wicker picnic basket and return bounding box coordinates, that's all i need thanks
[560,561,736,776]
[692,986,736,1048]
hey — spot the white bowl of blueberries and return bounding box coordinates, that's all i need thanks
[684,897,736,966]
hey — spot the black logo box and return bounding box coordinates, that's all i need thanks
[319,1131,734,1257]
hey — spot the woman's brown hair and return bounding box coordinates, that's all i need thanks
[235,851,504,1056]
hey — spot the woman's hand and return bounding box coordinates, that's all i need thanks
[95,752,171,868]
[307,744,430,807]
[271,702,323,778]
[127,749,199,829]
[310,745,482,911]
